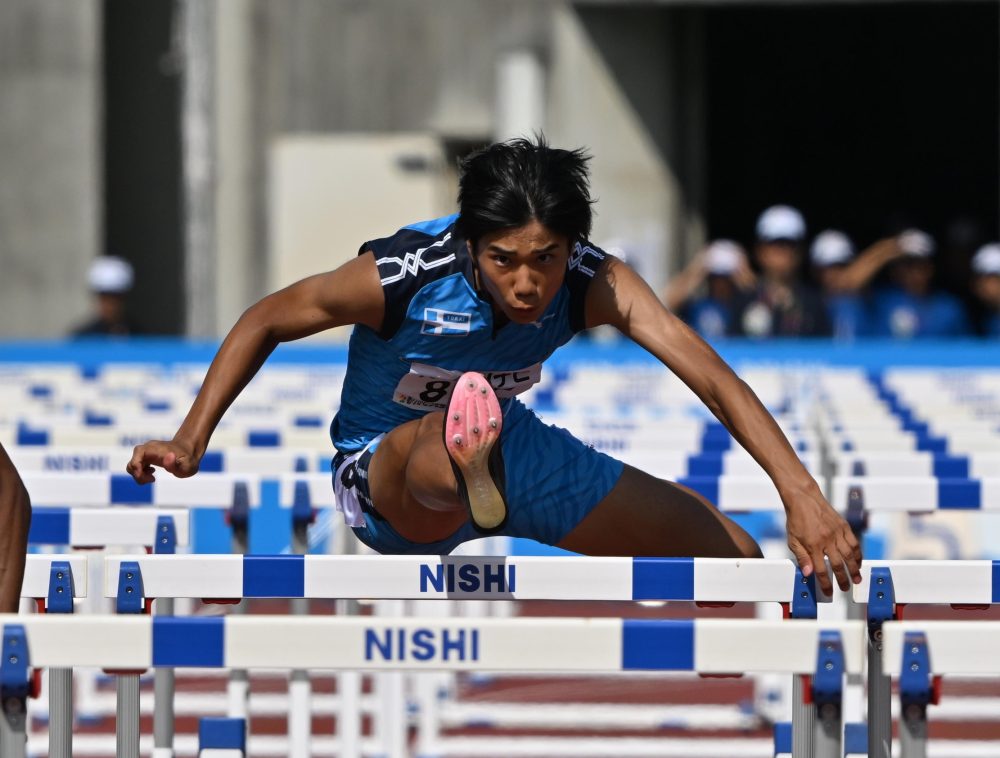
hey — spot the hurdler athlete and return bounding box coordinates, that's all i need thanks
[127,138,862,594]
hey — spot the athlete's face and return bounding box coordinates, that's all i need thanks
[471,220,570,324]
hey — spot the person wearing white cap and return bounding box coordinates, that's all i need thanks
[810,230,916,340]
[870,229,969,339]
[662,239,756,338]
[70,256,143,337]
[810,230,866,340]
[737,205,829,338]
[970,242,1000,336]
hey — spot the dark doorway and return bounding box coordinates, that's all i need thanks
[103,0,184,335]
[705,2,999,287]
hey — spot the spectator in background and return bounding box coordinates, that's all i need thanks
[736,205,829,338]
[810,230,909,340]
[810,230,865,340]
[663,239,755,338]
[0,442,30,612]
[70,256,143,337]
[970,242,1000,336]
[870,229,969,338]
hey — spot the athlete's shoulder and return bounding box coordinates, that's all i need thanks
[567,240,610,280]
[361,214,475,339]
[564,240,612,332]
[362,214,459,262]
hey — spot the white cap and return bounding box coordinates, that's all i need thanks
[756,205,806,243]
[972,243,1000,275]
[898,229,935,259]
[810,230,854,267]
[87,256,134,294]
[704,239,745,276]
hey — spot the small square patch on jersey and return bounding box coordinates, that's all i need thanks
[422,308,472,336]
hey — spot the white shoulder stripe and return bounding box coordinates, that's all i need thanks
[377,233,456,285]
[567,243,604,278]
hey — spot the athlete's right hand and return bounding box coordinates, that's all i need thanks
[126,440,201,484]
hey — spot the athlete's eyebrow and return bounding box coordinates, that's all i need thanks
[486,242,560,255]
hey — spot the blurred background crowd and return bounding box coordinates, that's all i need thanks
[665,206,1000,341]
[0,1,997,343]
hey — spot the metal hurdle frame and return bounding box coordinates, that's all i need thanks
[99,554,841,758]
[24,473,254,758]
[881,620,1000,758]
[18,556,88,758]
[0,613,864,758]
[26,508,188,758]
[852,560,1000,758]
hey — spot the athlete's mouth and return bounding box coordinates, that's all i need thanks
[509,306,539,319]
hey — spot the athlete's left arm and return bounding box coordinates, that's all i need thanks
[585,256,861,593]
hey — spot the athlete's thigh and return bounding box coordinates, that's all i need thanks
[556,465,762,558]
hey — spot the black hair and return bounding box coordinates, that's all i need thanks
[455,136,594,249]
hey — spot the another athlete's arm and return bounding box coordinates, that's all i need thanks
[0,442,30,612]
[825,237,904,294]
[127,253,384,483]
[586,256,861,594]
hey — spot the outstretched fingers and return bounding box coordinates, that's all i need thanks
[789,526,863,595]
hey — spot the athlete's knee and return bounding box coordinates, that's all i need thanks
[732,528,764,559]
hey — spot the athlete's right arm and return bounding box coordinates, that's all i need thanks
[126,252,384,484]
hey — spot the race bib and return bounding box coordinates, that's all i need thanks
[392,362,542,411]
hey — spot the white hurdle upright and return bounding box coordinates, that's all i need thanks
[853,560,1000,758]
[0,614,865,758]
[19,555,88,758]
[100,554,838,758]
[882,620,1000,758]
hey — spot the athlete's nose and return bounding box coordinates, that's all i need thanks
[512,266,537,300]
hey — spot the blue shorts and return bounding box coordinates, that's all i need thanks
[333,398,624,555]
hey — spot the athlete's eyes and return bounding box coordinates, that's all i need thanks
[489,254,510,267]
[536,253,555,264]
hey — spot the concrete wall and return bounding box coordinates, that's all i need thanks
[0,1,705,337]
[213,0,557,334]
[0,1,100,337]
[210,0,698,334]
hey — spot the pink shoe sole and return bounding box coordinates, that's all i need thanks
[444,372,508,533]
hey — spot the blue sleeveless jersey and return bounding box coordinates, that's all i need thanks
[330,214,608,452]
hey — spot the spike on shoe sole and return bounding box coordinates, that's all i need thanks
[444,372,508,533]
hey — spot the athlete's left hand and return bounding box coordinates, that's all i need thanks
[781,481,862,595]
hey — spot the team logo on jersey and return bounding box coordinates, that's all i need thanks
[567,243,604,278]
[422,308,472,336]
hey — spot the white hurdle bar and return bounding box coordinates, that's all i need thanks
[831,476,1000,512]
[29,508,190,550]
[0,615,865,674]
[99,555,830,758]
[8,446,326,475]
[882,621,1000,758]
[0,615,865,758]
[22,556,89,606]
[20,472,262,509]
[101,555,832,604]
